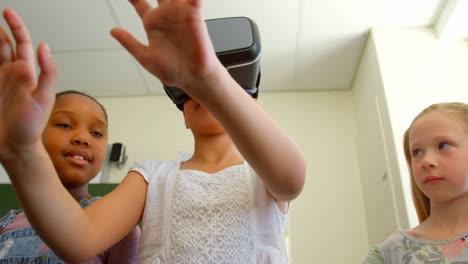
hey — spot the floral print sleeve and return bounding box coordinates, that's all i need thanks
[369,231,468,264]
[363,246,385,264]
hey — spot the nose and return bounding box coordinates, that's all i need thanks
[71,131,89,146]
[421,151,437,169]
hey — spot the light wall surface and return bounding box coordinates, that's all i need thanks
[0,91,369,262]
[352,31,409,248]
[99,91,370,263]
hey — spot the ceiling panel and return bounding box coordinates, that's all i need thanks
[141,67,166,94]
[54,49,148,97]
[375,0,445,26]
[202,0,301,41]
[109,0,157,45]
[296,34,368,90]
[1,0,120,51]
[296,0,374,90]
[260,40,297,91]
[0,0,449,97]
[300,0,372,41]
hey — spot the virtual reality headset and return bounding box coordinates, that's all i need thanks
[163,16,261,111]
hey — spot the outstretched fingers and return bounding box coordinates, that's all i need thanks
[2,8,35,75]
[110,28,148,67]
[129,0,153,19]
[190,0,202,8]
[36,42,57,100]
[0,25,15,64]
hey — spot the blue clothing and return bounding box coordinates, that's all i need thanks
[0,198,102,264]
[0,219,62,263]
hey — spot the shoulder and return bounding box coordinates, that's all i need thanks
[364,231,412,263]
[363,246,384,264]
[363,232,405,263]
[0,210,30,234]
[243,161,259,183]
[129,160,167,171]
[378,231,406,249]
[129,160,178,183]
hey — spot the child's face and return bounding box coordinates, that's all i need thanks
[42,94,108,188]
[409,110,468,203]
[182,99,225,135]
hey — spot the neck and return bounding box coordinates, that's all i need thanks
[422,193,468,238]
[183,133,244,172]
[66,185,92,202]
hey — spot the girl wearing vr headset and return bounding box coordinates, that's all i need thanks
[0,0,305,263]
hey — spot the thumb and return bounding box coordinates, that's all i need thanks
[111,28,148,66]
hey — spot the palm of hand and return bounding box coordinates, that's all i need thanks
[116,0,220,96]
[0,61,52,153]
[0,9,56,158]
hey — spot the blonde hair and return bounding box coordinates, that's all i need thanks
[403,102,468,223]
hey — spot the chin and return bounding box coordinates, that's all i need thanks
[59,176,93,188]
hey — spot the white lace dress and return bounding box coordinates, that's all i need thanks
[130,160,288,264]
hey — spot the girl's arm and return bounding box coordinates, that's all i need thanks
[193,71,306,202]
[8,152,146,262]
[112,0,306,202]
[0,9,145,263]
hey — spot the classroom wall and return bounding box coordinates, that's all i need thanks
[98,91,370,263]
[352,30,408,248]
[0,91,370,262]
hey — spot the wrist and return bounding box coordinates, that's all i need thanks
[185,61,233,103]
[0,141,48,169]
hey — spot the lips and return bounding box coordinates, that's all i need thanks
[64,150,92,163]
[423,175,444,184]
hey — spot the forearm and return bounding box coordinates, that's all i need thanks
[2,144,98,262]
[191,67,306,201]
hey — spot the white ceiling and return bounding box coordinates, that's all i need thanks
[0,0,461,98]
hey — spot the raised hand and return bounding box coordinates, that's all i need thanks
[0,9,57,159]
[110,0,223,97]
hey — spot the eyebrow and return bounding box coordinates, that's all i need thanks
[410,135,456,148]
[51,110,108,127]
[408,142,419,150]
